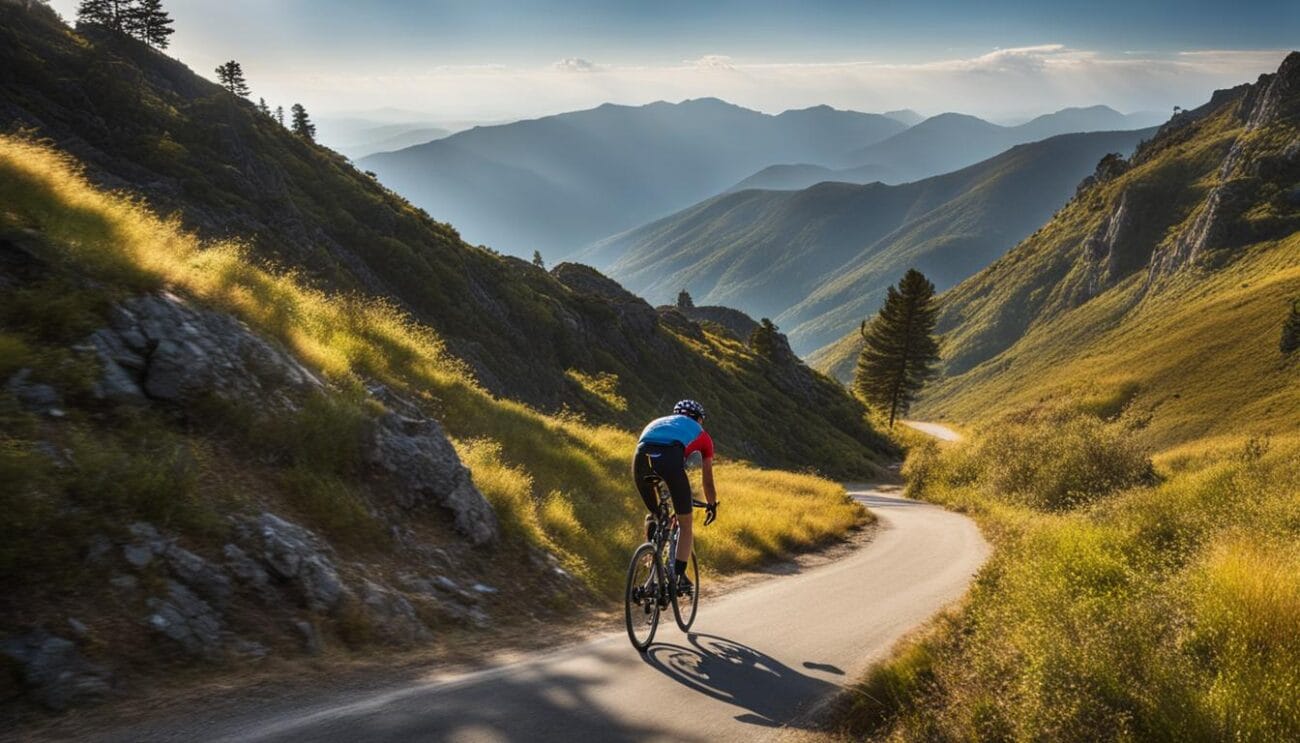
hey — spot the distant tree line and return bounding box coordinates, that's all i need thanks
[76,0,173,48]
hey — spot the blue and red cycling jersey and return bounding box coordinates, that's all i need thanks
[637,414,714,460]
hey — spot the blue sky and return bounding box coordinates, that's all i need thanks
[47,0,1298,124]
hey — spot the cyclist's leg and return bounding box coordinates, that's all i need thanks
[631,447,658,513]
[655,448,695,573]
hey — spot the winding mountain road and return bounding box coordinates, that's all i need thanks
[100,481,987,742]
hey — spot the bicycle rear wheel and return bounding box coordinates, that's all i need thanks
[624,543,661,651]
[671,550,699,631]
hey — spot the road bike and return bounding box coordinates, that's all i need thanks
[624,474,704,651]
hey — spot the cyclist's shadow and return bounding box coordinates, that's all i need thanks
[642,632,841,729]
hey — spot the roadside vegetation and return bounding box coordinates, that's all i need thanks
[0,135,867,603]
[838,401,1300,741]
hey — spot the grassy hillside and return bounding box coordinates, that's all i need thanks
[359,99,906,257]
[914,55,1300,448]
[0,2,890,477]
[835,52,1300,742]
[587,129,1150,356]
[0,134,868,674]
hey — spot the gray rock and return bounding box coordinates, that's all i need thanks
[0,631,112,711]
[368,410,499,545]
[295,620,323,656]
[122,543,154,568]
[471,583,499,595]
[433,576,460,593]
[357,580,432,645]
[163,545,233,607]
[239,513,344,612]
[145,581,224,659]
[222,543,270,589]
[85,292,322,411]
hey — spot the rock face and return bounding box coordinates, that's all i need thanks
[87,292,322,409]
[356,580,432,645]
[368,409,499,545]
[0,631,113,710]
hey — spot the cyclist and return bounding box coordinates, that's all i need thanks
[633,399,718,595]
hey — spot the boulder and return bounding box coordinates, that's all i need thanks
[145,581,224,659]
[356,580,432,645]
[238,513,344,612]
[0,631,112,711]
[368,410,499,546]
[85,292,322,410]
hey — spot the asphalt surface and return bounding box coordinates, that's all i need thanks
[99,481,987,742]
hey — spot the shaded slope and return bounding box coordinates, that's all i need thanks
[0,3,890,475]
[359,101,907,257]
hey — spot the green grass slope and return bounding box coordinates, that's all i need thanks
[915,54,1300,448]
[0,2,890,476]
[587,129,1150,356]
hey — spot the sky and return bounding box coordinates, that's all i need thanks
[47,0,1299,128]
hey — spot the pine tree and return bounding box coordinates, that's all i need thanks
[749,318,779,359]
[1282,298,1300,354]
[256,98,271,117]
[130,0,174,48]
[853,269,941,427]
[274,106,285,127]
[677,289,694,310]
[290,103,315,142]
[76,0,113,26]
[531,251,545,269]
[214,61,250,97]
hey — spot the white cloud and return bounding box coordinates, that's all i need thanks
[683,54,736,71]
[271,46,1291,124]
[554,57,598,73]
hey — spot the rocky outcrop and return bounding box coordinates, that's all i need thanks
[235,513,346,612]
[85,292,322,409]
[366,386,500,546]
[551,262,659,337]
[145,581,224,659]
[1242,52,1300,131]
[0,631,113,711]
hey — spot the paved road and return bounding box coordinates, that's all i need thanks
[901,420,963,442]
[101,485,987,743]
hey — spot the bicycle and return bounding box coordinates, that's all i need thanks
[624,473,704,651]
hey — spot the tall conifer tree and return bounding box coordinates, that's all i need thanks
[854,269,941,427]
[290,103,316,141]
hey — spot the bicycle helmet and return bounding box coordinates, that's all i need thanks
[672,399,706,421]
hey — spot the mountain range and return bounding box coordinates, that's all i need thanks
[358,99,911,257]
[586,127,1154,356]
[735,105,1166,191]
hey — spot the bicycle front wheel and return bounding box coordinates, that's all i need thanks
[624,543,661,651]
[672,550,699,632]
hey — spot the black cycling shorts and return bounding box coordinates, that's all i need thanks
[632,443,693,516]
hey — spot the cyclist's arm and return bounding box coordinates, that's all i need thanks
[701,456,718,505]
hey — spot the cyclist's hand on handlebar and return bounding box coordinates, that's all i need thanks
[704,501,718,526]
